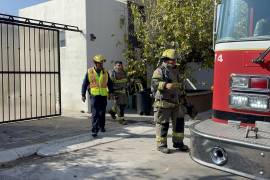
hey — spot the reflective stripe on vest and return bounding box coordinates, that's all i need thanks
[153,100,178,108]
[113,89,126,94]
[88,67,109,96]
[112,78,128,84]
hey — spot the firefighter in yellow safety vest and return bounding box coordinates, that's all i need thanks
[81,54,113,137]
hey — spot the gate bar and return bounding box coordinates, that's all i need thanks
[0,13,82,32]
[7,24,10,121]
[1,23,3,122]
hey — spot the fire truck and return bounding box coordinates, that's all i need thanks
[190,0,270,179]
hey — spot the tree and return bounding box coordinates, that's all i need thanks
[125,0,215,79]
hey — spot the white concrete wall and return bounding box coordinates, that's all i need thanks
[85,0,128,70]
[19,0,88,114]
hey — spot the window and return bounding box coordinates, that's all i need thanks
[218,0,249,42]
[217,0,270,42]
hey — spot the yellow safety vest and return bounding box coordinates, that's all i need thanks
[88,67,109,96]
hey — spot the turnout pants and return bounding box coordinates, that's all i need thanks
[91,95,107,133]
[111,105,125,118]
[110,93,127,122]
[154,106,185,148]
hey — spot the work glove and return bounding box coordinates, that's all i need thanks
[165,83,175,90]
[165,83,180,89]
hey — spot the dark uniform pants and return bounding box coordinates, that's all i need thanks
[154,106,185,148]
[91,95,107,133]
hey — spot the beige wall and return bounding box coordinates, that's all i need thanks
[85,0,128,70]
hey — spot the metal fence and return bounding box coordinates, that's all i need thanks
[0,22,61,123]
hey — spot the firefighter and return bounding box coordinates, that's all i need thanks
[254,16,270,36]
[108,61,128,125]
[151,49,189,154]
[81,54,113,137]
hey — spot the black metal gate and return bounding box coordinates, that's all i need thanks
[0,14,81,123]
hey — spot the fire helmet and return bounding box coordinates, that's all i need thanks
[93,54,106,63]
[161,49,177,60]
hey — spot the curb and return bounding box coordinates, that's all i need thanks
[0,144,42,164]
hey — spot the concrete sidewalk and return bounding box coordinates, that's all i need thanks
[0,112,155,164]
[0,111,211,165]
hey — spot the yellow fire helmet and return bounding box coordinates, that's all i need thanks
[161,49,177,60]
[93,54,106,63]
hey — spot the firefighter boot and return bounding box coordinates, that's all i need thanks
[108,110,116,120]
[117,117,127,125]
[157,146,171,154]
[173,142,189,152]
[119,119,127,125]
[122,119,127,125]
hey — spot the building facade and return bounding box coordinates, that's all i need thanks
[20,0,129,114]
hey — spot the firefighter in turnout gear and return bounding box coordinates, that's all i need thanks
[151,49,189,154]
[108,61,128,125]
[81,54,113,137]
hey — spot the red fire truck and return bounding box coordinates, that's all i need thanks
[190,0,270,179]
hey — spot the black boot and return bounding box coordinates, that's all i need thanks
[157,146,171,154]
[92,132,98,138]
[173,143,189,152]
[92,128,98,138]
[109,110,116,120]
[121,119,127,125]
[118,118,127,125]
[101,127,106,132]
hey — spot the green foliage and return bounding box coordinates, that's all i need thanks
[125,0,215,77]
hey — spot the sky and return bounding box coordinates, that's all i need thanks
[0,0,48,15]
